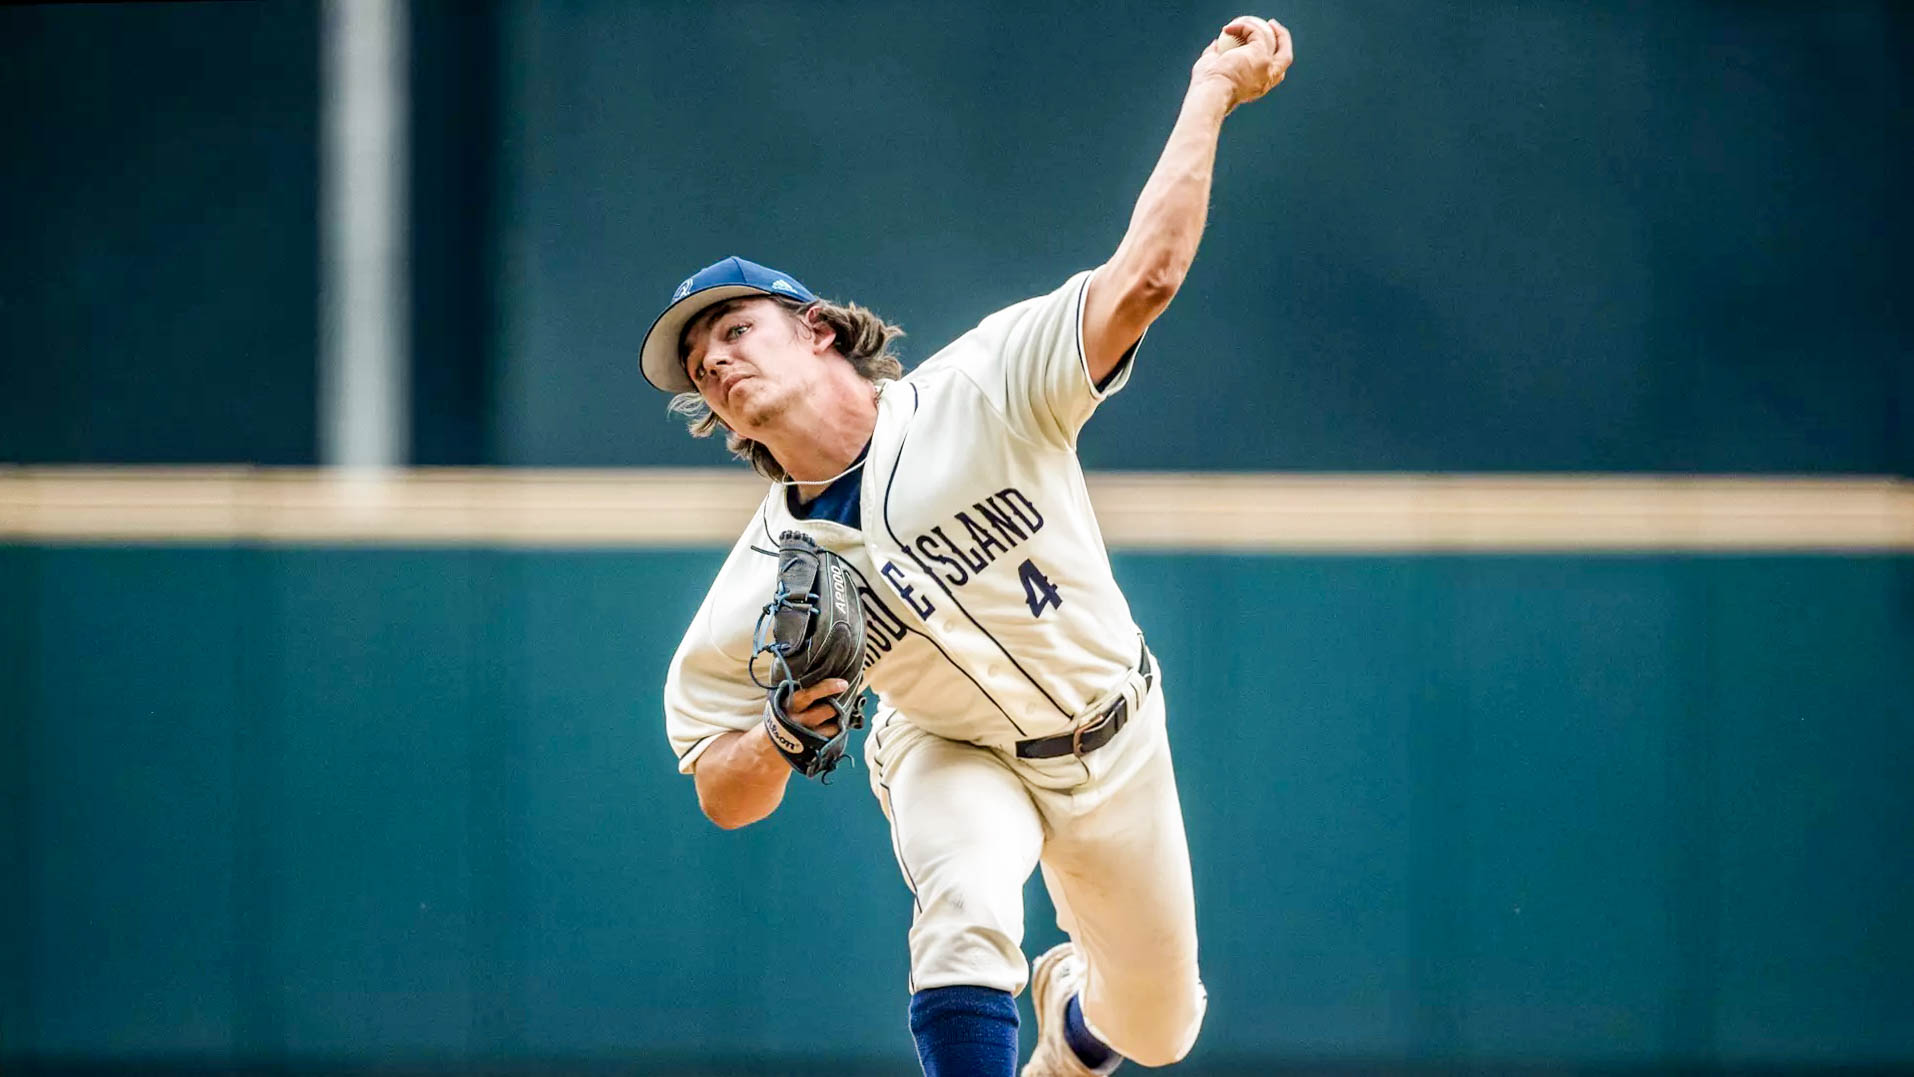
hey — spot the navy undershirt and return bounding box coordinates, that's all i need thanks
[1096,341,1138,392]
[787,442,869,529]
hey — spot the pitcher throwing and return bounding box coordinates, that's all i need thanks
[643,17,1294,1075]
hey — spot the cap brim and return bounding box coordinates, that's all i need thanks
[638,284,767,393]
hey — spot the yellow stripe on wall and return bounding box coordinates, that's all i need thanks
[1,467,1910,551]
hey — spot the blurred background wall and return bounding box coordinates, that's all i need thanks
[5,0,1908,473]
[2,1,1911,1074]
[4,546,1911,1072]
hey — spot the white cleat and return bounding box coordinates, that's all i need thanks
[1021,941,1106,1077]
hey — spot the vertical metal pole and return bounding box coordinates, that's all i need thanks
[320,0,408,470]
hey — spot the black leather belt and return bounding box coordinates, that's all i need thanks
[1015,645,1154,760]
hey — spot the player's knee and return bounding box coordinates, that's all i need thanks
[1098,972,1206,1068]
[1122,1023,1200,1068]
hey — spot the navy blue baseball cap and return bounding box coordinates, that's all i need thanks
[639,256,819,393]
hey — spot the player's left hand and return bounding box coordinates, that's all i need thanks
[1190,15,1293,111]
[784,678,853,737]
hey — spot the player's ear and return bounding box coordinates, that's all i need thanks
[799,304,837,356]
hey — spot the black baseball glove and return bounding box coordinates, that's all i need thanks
[751,531,868,780]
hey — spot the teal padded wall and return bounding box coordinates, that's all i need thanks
[3,546,1910,1070]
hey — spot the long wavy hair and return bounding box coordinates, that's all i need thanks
[668,296,905,481]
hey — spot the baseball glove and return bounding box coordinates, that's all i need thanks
[751,530,868,780]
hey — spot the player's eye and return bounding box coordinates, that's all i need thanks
[725,322,749,339]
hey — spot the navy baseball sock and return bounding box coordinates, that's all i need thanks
[1065,994,1119,1073]
[908,985,1019,1077]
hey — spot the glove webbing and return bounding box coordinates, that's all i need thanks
[751,544,862,779]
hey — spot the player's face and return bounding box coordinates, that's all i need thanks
[681,297,831,435]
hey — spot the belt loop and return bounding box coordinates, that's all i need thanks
[1012,640,1151,761]
[1128,636,1152,714]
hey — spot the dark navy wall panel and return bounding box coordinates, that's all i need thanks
[498,0,1908,473]
[4,1,1903,471]
[0,5,319,464]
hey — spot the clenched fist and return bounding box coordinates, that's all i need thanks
[1191,15,1294,112]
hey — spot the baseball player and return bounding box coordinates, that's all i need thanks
[642,17,1293,1075]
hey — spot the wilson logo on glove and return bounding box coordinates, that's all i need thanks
[764,716,807,756]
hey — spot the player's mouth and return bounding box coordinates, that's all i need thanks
[716,370,755,404]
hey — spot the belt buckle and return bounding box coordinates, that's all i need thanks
[1070,707,1111,757]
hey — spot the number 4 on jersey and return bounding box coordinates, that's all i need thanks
[1017,558,1062,618]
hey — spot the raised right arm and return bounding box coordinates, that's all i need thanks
[1080,15,1294,383]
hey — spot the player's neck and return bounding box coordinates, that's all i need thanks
[763,380,879,503]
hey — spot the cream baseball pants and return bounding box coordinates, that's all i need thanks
[864,667,1206,1067]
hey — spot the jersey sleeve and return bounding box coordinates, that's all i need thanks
[952,267,1141,447]
[663,526,775,774]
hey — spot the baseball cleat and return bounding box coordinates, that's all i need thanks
[1022,941,1103,1077]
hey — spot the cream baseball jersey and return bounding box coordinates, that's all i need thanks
[665,269,1146,771]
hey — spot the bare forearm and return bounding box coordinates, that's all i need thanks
[1110,79,1234,301]
[692,725,792,829]
[685,677,849,829]
[1081,18,1292,379]
[1082,79,1236,378]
